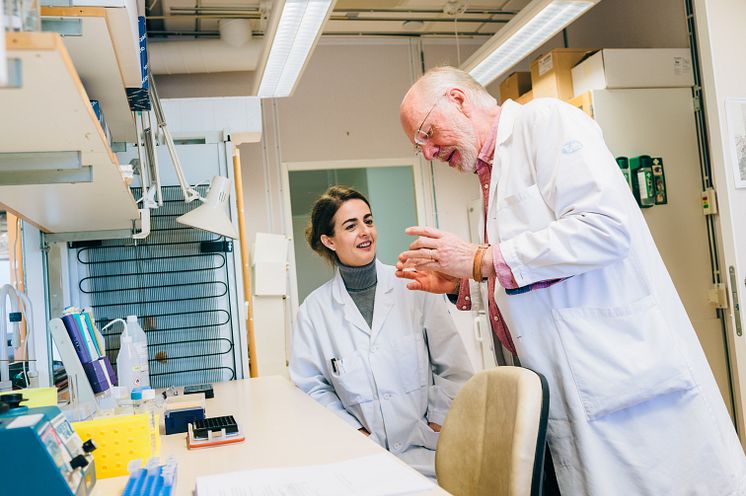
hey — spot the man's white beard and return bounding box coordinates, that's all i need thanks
[454,126,479,173]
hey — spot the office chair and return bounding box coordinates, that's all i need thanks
[435,366,551,496]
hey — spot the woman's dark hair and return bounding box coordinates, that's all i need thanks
[305,186,371,265]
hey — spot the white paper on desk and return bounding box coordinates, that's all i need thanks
[195,453,435,496]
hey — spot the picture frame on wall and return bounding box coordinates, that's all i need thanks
[725,98,746,189]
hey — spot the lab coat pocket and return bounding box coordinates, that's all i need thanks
[392,333,428,393]
[495,184,554,241]
[329,352,374,408]
[415,420,440,450]
[553,295,695,421]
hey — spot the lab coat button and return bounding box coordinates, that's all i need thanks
[393,442,402,451]
[383,393,391,400]
[370,345,378,353]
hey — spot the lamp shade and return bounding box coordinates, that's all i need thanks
[176,176,239,239]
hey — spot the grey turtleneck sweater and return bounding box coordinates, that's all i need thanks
[338,258,377,328]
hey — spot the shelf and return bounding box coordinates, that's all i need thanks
[41,3,140,142]
[0,32,139,233]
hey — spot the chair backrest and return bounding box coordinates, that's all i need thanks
[435,366,550,496]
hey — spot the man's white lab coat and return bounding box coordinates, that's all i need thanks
[289,260,473,477]
[484,98,746,495]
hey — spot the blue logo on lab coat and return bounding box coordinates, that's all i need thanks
[561,140,583,154]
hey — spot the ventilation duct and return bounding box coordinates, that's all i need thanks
[149,19,262,75]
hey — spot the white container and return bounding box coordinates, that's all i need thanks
[571,49,694,98]
[116,334,149,390]
[126,315,150,388]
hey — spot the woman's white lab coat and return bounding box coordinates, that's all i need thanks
[483,98,746,495]
[289,260,473,477]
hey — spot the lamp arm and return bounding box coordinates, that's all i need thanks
[163,125,202,203]
[148,72,202,203]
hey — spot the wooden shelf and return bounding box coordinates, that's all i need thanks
[0,32,139,233]
[41,3,140,142]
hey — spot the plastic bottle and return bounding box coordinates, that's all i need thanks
[126,315,150,388]
[116,333,148,392]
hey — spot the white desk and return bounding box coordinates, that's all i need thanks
[93,376,449,495]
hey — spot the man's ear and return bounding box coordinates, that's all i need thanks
[447,88,468,114]
[320,234,336,251]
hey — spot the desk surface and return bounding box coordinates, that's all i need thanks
[93,377,449,495]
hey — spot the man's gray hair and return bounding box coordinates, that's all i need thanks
[416,66,496,108]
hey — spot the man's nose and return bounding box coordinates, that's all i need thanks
[422,143,438,161]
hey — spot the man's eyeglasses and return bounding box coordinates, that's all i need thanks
[413,93,447,155]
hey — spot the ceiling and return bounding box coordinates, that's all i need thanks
[146,0,533,39]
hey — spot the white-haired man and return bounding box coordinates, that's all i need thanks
[397,66,746,495]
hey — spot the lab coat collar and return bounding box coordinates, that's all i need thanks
[486,100,521,228]
[496,99,521,147]
[370,261,395,341]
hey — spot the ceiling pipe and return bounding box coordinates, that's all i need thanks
[148,19,262,75]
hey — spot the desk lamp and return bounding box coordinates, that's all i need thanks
[148,75,239,239]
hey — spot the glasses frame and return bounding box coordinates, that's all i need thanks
[413,93,448,155]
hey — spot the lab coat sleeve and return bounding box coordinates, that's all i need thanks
[422,293,475,425]
[499,100,632,286]
[288,305,363,430]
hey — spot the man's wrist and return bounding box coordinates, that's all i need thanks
[472,244,489,281]
[482,245,496,279]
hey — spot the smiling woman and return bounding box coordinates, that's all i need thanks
[306,186,376,267]
[288,185,474,479]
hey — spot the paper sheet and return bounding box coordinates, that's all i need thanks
[195,453,435,496]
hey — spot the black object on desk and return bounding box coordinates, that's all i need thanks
[184,383,214,399]
[192,415,239,440]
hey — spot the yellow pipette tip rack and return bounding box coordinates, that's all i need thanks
[73,413,160,478]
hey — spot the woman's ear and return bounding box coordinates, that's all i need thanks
[320,234,336,251]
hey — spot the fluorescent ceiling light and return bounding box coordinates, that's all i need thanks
[256,0,336,98]
[461,0,600,86]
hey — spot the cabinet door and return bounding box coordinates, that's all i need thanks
[592,88,735,421]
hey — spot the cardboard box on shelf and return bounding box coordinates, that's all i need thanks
[516,90,533,105]
[499,71,532,104]
[570,48,694,97]
[530,48,589,101]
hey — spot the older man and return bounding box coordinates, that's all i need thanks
[397,66,746,495]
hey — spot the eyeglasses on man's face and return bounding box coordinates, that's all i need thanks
[413,93,447,155]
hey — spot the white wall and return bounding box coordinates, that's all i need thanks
[693,0,746,439]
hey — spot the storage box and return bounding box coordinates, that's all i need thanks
[516,90,533,105]
[530,48,589,101]
[571,48,694,97]
[499,71,531,104]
